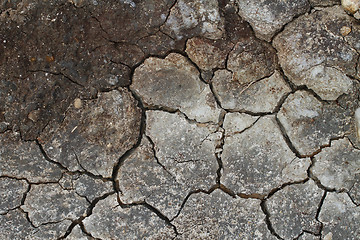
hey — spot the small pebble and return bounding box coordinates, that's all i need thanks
[74,98,82,109]
[340,26,351,36]
[28,109,41,122]
[341,0,360,14]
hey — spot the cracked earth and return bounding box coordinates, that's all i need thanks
[1,0,360,239]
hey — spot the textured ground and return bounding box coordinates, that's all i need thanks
[1,0,360,239]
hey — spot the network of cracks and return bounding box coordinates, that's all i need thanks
[0,0,360,239]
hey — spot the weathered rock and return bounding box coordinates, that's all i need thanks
[161,0,224,40]
[212,70,290,112]
[267,180,324,239]
[185,37,229,72]
[237,0,310,41]
[59,173,113,202]
[277,91,351,156]
[21,183,88,227]
[83,194,175,239]
[0,209,71,240]
[0,131,63,183]
[40,89,141,177]
[342,0,360,14]
[172,189,275,239]
[221,115,311,196]
[132,53,223,123]
[298,232,321,240]
[273,6,359,100]
[117,136,186,219]
[0,177,28,214]
[146,111,220,190]
[311,138,360,191]
[65,225,93,240]
[223,112,259,136]
[319,192,360,239]
[227,38,276,85]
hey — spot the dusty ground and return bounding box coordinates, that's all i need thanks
[0,0,360,239]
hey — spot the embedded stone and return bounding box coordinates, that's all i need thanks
[161,0,224,40]
[132,53,223,123]
[227,38,276,85]
[273,6,359,100]
[277,91,351,156]
[319,192,360,239]
[223,113,259,136]
[40,89,141,177]
[212,70,290,112]
[21,183,88,227]
[0,177,28,214]
[117,136,186,219]
[311,138,360,191]
[185,37,228,72]
[59,173,113,202]
[237,0,310,41]
[0,131,63,183]
[342,0,360,14]
[267,180,324,239]
[172,189,275,239]
[146,111,220,190]
[83,194,175,239]
[221,115,311,196]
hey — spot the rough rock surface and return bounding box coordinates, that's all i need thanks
[132,53,223,123]
[117,136,186,219]
[185,37,229,81]
[161,0,224,40]
[59,173,114,202]
[221,115,311,196]
[0,131,63,183]
[278,90,351,156]
[311,138,360,191]
[0,209,72,240]
[40,89,141,177]
[173,189,275,239]
[1,0,360,239]
[212,70,291,112]
[267,180,324,239]
[0,177,28,214]
[223,112,259,136]
[22,183,89,227]
[83,194,175,239]
[146,110,220,190]
[227,38,276,84]
[237,0,310,41]
[319,192,360,239]
[273,6,359,100]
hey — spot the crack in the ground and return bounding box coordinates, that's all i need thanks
[144,134,176,180]
[260,200,284,240]
[59,191,115,240]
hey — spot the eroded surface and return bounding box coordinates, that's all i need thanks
[1,0,360,239]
